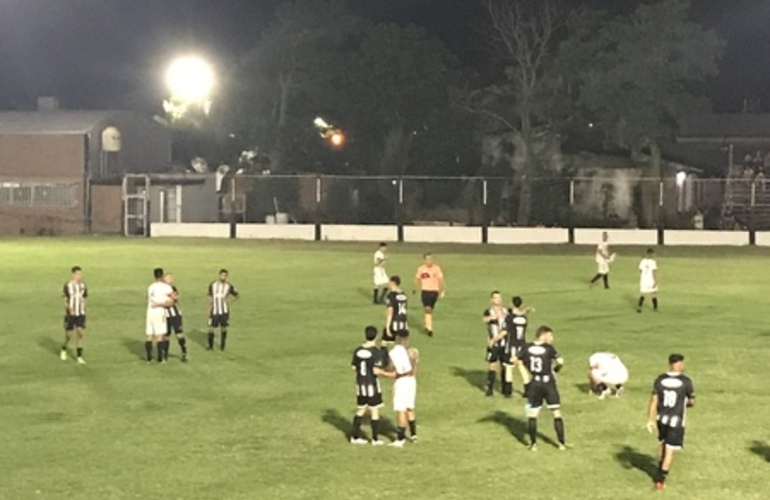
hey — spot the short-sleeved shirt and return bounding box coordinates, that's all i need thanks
[389,344,417,377]
[596,241,609,259]
[388,291,408,330]
[416,264,444,292]
[505,311,528,343]
[167,285,181,317]
[148,282,174,314]
[351,346,383,388]
[484,307,509,347]
[519,342,560,383]
[589,352,625,374]
[374,250,386,267]
[639,258,657,281]
[63,281,88,316]
[652,372,694,428]
[209,281,239,315]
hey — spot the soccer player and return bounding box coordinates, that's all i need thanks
[646,354,695,491]
[589,231,613,289]
[588,352,628,399]
[207,269,239,351]
[482,291,510,397]
[146,267,175,363]
[383,276,408,357]
[514,325,567,451]
[163,273,188,362]
[373,243,389,305]
[61,266,88,364]
[389,331,419,447]
[350,326,396,446]
[413,253,445,337]
[502,296,533,396]
[637,248,659,313]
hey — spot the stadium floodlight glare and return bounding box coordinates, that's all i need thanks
[676,171,687,187]
[166,55,215,103]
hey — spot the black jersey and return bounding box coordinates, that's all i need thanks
[519,342,560,383]
[167,285,182,318]
[387,291,408,331]
[63,282,88,316]
[652,372,695,428]
[484,307,508,346]
[208,281,238,315]
[351,346,384,394]
[505,311,528,343]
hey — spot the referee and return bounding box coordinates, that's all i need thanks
[413,253,445,337]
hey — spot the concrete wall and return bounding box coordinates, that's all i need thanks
[664,230,749,246]
[238,224,315,241]
[489,228,568,244]
[574,229,658,246]
[322,225,397,242]
[151,223,230,238]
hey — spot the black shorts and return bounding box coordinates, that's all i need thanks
[64,315,86,331]
[357,392,384,409]
[657,423,685,449]
[421,291,439,309]
[486,345,505,363]
[504,340,526,364]
[527,381,561,410]
[167,316,183,334]
[209,314,230,328]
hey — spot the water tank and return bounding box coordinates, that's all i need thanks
[102,126,122,152]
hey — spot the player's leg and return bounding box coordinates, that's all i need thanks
[220,315,230,351]
[602,272,609,289]
[589,273,602,285]
[423,306,433,335]
[350,401,368,444]
[526,384,544,449]
[485,350,498,396]
[546,385,566,447]
[61,317,74,360]
[406,409,417,441]
[176,330,188,361]
[207,316,216,350]
[651,292,658,311]
[369,406,383,445]
[500,360,513,398]
[637,293,646,312]
[75,323,86,364]
[145,316,156,362]
[656,426,681,488]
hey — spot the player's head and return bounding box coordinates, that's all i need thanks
[164,273,174,285]
[668,353,685,372]
[153,267,164,280]
[219,269,229,281]
[364,325,378,342]
[423,253,433,265]
[646,248,655,257]
[602,231,608,242]
[396,330,410,343]
[535,325,554,344]
[71,266,82,282]
[389,275,401,290]
[512,296,523,308]
[490,290,502,306]
[379,242,387,250]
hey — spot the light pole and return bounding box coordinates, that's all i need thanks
[163,55,216,120]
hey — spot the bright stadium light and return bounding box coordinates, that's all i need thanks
[676,171,687,187]
[163,55,215,120]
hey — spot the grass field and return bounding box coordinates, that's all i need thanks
[1,238,769,500]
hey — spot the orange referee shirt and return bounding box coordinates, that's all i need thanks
[416,264,444,291]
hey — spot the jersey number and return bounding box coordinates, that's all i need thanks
[662,390,677,408]
[530,357,542,373]
[397,303,406,315]
[359,362,368,377]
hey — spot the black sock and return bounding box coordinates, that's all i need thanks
[207,332,215,349]
[373,288,379,304]
[486,370,496,393]
[638,296,645,308]
[163,340,170,360]
[351,416,363,439]
[590,273,602,283]
[594,382,607,395]
[76,347,83,358]
[178,337,187,355]
[371,419,380,441]
[603,274,609,288]
[658,467,669,483]
[554,417,565,445]
[157,342,164,362]
[652,297,658,310]
[220,330,228,350]
[145,341,153,361]
[61,345,67,352]
[397,426,406,441]
[528,418,538,445]
[379,288,388,303]
[408,419,417,437]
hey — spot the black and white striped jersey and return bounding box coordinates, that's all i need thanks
[167,285,182,318]
[208,281,239,315]
[484,307,509,347]
[352,346,383,398]
[63,282,87,316]
[652,373,695,428]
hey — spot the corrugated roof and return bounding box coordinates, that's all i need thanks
[0,111,124,135]
[679,114,770,141]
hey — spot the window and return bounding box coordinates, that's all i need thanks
[0,182,77,207]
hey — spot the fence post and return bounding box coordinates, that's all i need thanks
[750,181,756,245]
[315,176,322,241]
[229,177,237,239]
[481,178,488,244]
[657,180,665,246]
[568,179,575,244]
[396,178,404,243]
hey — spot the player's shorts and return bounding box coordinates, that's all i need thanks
[209,314,230,328]
[64,314,86,331]
[486,345,505,363]
[591,366,628,386]
[357,392,384,409]
[146,312,168,336]
[597,260,610,274]
[504,339,526,365]
[421,291,439,309]
[167,316,183,335]
[393,377,417,412]
[383,325,407,344]
[657,422,685,449]
[373,267,389,287]
[640,279,658,294]
[527,381,561,410]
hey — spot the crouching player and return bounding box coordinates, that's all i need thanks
[588,352,628,399]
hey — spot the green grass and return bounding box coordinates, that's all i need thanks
[1,238,769,500]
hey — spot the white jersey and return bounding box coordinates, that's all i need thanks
[596,241,609,261]
[639,257,658,293]
[373,249,388,286]
[389,344,417,412]
[589,352,628,385]
[147,282,174,314]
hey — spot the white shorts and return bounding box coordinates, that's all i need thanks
[591,367,628,386]
[640,279,658,294]
[146,312,168,336]
[393,377,417,412]
[597,260,609,274]
[373,267,389,286]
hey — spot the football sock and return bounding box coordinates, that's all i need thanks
[638,296,645,308]
[397,426,406,441]
[602,274,609,288]
[178,337,187,355]
[220,330,228,350]
[501,377,513,396]
[590,273,602,283]
[658,468,669,483]
[351,416,362,439]
[379,288,388,303]
[554,417,565,445]
[76,347,83,358]
[528,418,538,445]
[157,342,164,362]
[164,340,171,360]
[145,341,153,361]
[486,370,496,392]
[207,332,215,349]
[372,288,379,304]
[371,419,380,441]
[424,314,432,332]
[594,382,607,395]
[408,419,417,437]
[652,298,658,310]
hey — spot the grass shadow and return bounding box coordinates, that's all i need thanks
[37,336,61,357]
[122,338,148,361]
[450,366,487,393]
[749,441,770,462]
[614,445,658,481]
[478,411,559,448]
[322,409,351,441]
[187,328,210,350]
[574,383,592,395]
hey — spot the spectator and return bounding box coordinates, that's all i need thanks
[755,170,767,192]
[692,210,704,230]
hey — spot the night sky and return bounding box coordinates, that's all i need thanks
[0,0,768,112]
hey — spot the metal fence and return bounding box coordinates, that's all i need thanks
[225,174,770,230]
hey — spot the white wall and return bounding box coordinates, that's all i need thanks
[323,225,396,242]
[488,227,568,244]
[755,232,770,247]
[404,226,480,243]
[151,223,229,238]
[574,229,658,246]
[665,230,748,246]
[238,224,315,241]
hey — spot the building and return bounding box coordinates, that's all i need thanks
[0,98,171,235]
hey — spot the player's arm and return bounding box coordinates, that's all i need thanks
[207,284,213,313]
[513,355,533,384]
[228,286,240,304]
[386,305,394,333]
[553,356,565,372]
[652,269,658,288]
[646,393,659,433]
[374,366,396,378]
[62,285,74,315]
[412,273,420,295]
[686,380,696,408]
[411,349,420,378]
[438,269,446,298]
